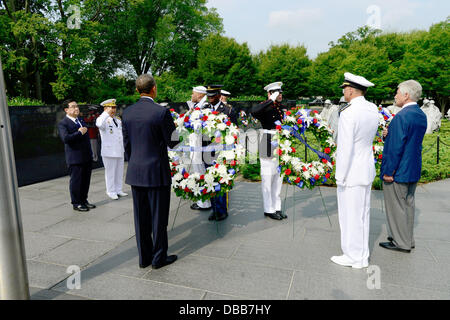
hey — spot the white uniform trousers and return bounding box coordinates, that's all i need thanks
[260,157,282,213]
[190,133,211,209]
[103,156,124,196]
[337,184,371,264]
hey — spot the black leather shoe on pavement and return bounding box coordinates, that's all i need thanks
[190,203,211,211]
[208,212,217,221]
[277,211,288,219]
[73,204,89,212]
[387,237,415,249]
[216,213,228,221]
[152,255,178,269]
[264,212,283,220]
[379,241,411,253]
[84,201,96,209]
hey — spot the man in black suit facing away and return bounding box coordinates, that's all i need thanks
[122,74,178,269]
[58,100,96,212]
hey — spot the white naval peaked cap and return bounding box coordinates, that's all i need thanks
[325,99,331,104]
[100,98,116,107]
[339,96,346,103]
[264,82,283,92]
[340,72,374,90]
[423,99,430,104]
[221,90,231,96]
[193,86,207,94]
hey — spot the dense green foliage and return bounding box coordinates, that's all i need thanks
[1,2,448,114]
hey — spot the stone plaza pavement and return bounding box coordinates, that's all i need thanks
[15,166,450,300]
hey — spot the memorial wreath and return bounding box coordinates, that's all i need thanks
[273,107,337,190]
[168,107,245,201]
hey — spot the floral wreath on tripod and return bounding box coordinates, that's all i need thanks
[168,107,245,201]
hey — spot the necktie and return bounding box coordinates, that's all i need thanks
[75,118,81,127]
[113,118,118,127]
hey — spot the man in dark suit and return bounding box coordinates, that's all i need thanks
[122,74,178,269]
[58,100,96,212]
[379,80,427,253]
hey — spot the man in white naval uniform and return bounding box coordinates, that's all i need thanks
[331,73,379,269]
[250,82,286,220]
[188,86,212,211]
[96,99,128,200]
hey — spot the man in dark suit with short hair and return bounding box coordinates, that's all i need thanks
[122,74,178,269]
[58,100,96,212]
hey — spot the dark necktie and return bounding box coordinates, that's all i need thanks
[113,118,118,127]
[75,118,81,128]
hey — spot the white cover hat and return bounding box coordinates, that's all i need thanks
[264,82,283,92]
[193,86,207,94]
[100,99,116,107]
[221,90,231,96]
[340,72,374,90]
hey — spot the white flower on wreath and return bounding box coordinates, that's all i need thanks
[281,154,292,163]
[225,135,235,145]
[217,123,227,131]
[285,116,296,123]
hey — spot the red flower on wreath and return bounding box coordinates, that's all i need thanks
[180,113,185,117]
[200,175,205,180]
[378,154,383,160]
[277,149,283,156]
[313,118,318,124]
[202,115,208,121]
[322,158,328,164]
[202,188,207,194]
[313,110,319,114]
[212,111,219,115]
[231,160,237,167]
[184,116,190,123]
[324,147,331,154]
[302,166,307,172]
[291,147,296,153]
[184,187,190,193]
[286,111,292,116]
[297,119,303,125]
[276,125,282,130]
[285,169,292,175]
[295,177,301,184]
[325,173,331,179]
[195,107,200,111]
[183,172,189,179]
[215,164,220,169]
[314,174,320,180]
[170,108,175,112]
[226,121,231,126]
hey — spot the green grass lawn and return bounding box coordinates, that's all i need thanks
[240,119,450,189]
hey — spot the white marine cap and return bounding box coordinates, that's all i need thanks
[423,98,430,104]
[324,99,331,104]
[100,99,116,107]
[193,86,207,94]
[339,96,346,103]
[221,90,231,96]
[264,82,283,92]
[339,72,374,90]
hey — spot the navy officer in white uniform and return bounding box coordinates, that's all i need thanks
[96,99,128,200]
[331,73,379,269]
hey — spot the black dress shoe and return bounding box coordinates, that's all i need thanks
[73,204,89,212]
[208,212,217,221]
[139,263,151,269]
[264,212,283,220]
[379,241,411,253]
[387,237,415,249]
[152,255,177,269]
[190,203,211,211]
[216,212,228,221]
[277,211,288,219]
[84,202,96,209]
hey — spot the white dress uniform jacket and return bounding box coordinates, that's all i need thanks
[335,96,379,265]
[96,111,124,158]
[336,96,379,187]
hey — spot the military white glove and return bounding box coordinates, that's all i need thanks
[269,91,280,102]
